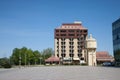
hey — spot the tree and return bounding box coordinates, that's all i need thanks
[11,48,20,65]
[33,50,41,65]
[41,48,54,63]
[11,47,54,65]
[11,47,37,65]
[27,49,34,65]
[20,47,28,65]
[0,57,11,68]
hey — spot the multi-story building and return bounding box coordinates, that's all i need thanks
[54,21,88,64]
[112,18,120,66]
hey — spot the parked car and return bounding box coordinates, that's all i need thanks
[102,62,112,66]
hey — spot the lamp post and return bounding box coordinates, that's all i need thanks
[78,47,82,65]
[39,57,42,65]
[19,54,21,68]
[25,53,26,67]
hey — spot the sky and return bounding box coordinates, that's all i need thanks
[0,0,120,58]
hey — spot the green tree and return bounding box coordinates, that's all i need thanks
[27,49,34,65]
[21,47,28,65]
[11,47,28,65]
[41,48,54,64]
[0,57,11,68]
[11,48,20,65]
[33,50,41,65]
[11,47,54,65]
[11,47,36,65]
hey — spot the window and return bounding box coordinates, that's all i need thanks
[81,57,84,60]
[68,30,75,32]
[77,42,80,45]
[69,42,74,45]
[77,30,79,32]
[57,54,59,57]
[78,53,82,57]
[69,54,74,57]
[77,34,80,36]
[61,38,65,41]
[56,30,59,32]
[69,46,74,48]
[77,38,80,40]
[78,49,82,52]
[84,30,87,33]
[61,42,65,45]
[61,53,66,57]
[61,34,66,36]
[60,30,66,32]
[69,34,75,36]
[80,30,82,33]
[56,34,59,36]
[69,38,73,41]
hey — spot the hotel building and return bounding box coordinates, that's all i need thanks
[54,21,88,64]
[112,18,120,66]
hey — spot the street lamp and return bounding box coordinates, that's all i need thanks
[78,47,82,65]
[25,53,26,67]
[40,57,41,65]
[19,55,21,68]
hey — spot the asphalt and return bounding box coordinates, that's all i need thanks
[0,66,119,80]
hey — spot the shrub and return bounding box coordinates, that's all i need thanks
[81,63,88,66]
[0,58,12,68]
[2,62,12,68]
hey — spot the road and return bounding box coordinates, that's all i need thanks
[0,66,119,80]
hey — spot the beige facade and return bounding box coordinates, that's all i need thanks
[55,38,85,58]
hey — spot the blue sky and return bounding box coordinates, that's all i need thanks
[0,0,120,58]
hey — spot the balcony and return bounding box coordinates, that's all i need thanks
[78,49,82,53]
[69,53,74,57]
[57,54,59,57]
[61,53,66,57]
[78,53,82,57]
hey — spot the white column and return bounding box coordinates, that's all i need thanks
[74,39,78,58]
[59,39,61,58]
[65,39,69,57]
[54,39,57,57]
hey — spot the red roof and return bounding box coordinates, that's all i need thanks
[96,51,110,58]
[96,51,114,61]
[45,56,60,62]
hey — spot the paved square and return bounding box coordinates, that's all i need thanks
[0,66,119,80]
